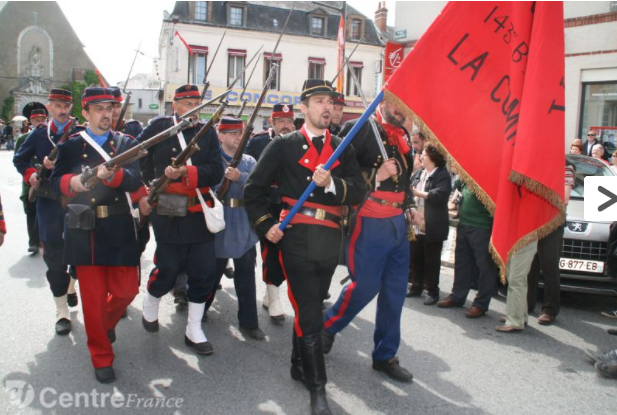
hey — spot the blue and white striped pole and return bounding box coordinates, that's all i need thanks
[279,90,384,230]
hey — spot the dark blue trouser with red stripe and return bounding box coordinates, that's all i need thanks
[147,241,217,303]
[324,214,409,362]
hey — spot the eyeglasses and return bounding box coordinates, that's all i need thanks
[588,133,596,136]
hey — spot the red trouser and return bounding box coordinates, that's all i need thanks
[76,266,139,368]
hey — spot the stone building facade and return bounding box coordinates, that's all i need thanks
[0,1,97,118]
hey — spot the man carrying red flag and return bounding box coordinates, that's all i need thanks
[322,98,416,383]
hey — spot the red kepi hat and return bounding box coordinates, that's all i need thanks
[174,84,200,101]
[81,87,116,108]
[271,103,294,119]
[48,88,73,103]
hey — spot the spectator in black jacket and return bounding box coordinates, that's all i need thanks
[407,144,452,305]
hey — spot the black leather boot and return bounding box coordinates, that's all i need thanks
[291,331,305,385]
[299,334,332,415]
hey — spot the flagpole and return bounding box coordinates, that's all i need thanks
[279,90,384,231]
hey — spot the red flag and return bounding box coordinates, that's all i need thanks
[384,2,565,279]
[94,69,106,87]
[336,16,345,93]
[175,31,193,56]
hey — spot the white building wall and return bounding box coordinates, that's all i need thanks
[564,1,611,18]
[158,22,383,125]
[565,21,617,55]
[393,1,446,42]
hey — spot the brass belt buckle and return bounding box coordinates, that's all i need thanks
[380,199,387,206]
[315,208,326,221]
[96,205,109,219]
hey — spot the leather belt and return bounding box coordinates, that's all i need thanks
[368,196,403,209]
[283,203,341,224]
[95,203,130,219]
[223,198,244,208]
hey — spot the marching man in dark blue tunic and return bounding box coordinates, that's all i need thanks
[137,84,224,356]
[202,115,264,340]
[322,98,417,384]
[245,103,296,322]
[13,88,82,335]
[50,87,146,383]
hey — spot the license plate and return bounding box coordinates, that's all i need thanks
[559,258,604,273]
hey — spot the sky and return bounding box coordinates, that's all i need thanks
[57,0,396,86]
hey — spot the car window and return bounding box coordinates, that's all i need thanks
[567,155,616,199]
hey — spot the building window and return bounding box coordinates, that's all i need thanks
[308,58,325,79]
[195,1,207,21]
[579,82,617,151]
[138,98,143,109]
[351,19,362,39]
[230,6,243,26]
[264,54,281,91]
[346,65,363,97]
[188,50,208,84]
[311,16,325,36]
[228,52,246,87]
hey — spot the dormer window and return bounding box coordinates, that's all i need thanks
[230,6,244,26]
[311,16,325,36]
[351,18,362,39]
[195,2,207,21]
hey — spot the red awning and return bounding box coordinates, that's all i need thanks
[190,45,209,54]
[228,49,247,57]
[349,61,364,68]
[264,52,282,61]
[308,57,326,64]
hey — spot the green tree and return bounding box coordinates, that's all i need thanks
[2,97,14,123]
[65,69,102,122]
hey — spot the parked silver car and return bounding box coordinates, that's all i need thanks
[544,154,617,295]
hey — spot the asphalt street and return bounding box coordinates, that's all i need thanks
[0,149,616,414]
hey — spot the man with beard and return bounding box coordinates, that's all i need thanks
[245,79,365,415]
[322,98,416,384]
[14,108,48,254]
[50,87,146,383]
[13,89,82,335]
[328,92,345,136]
[137,84,224,356]
[245,103,296,322]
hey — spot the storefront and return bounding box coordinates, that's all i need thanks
[579,81,617,153]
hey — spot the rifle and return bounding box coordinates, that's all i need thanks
[200,31,226,102]
[114,42,142,131]
[28,118,76,202]
[145,46,263,205]
[236,55,260,118]
[147,100,229,206]
[217,65,279,200]
[217,7,293,199]
[78,91,229,189]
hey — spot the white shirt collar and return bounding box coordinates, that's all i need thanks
[305,127,326,140]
